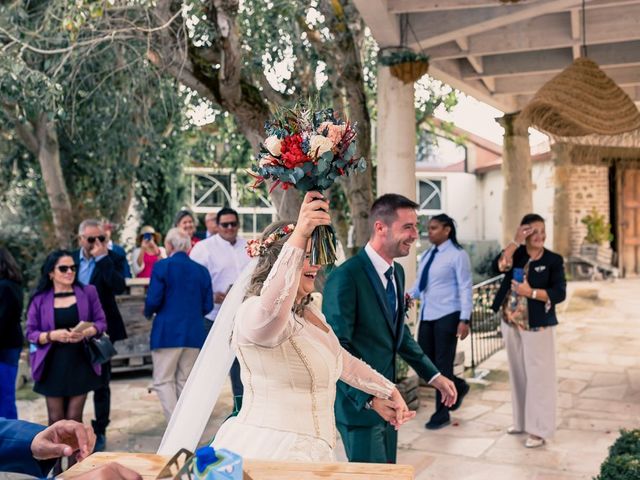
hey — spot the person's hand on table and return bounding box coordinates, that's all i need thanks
[31,419,95,462]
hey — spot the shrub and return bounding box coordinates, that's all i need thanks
[595,454,640,480]
[609,429,640,458]
[595,429,640,480]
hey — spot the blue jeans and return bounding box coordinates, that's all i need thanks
[0,348,21,419]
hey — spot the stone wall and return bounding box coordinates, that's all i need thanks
[567,164,610,255]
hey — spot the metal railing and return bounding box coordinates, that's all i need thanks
[470,274,505,373]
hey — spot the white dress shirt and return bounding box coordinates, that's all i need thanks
[364,243,397,312]
[190,234,250,321]
[364,243,441,384]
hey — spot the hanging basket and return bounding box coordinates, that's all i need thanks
[390,60,430,84]
[378,47,430,84]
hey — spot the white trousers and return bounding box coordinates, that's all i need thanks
[152,348,200,421]
[501,321,557,439]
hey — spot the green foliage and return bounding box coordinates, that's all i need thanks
[595,430,640,480]
[378,47,429,66]
[581,208,613,245]
[595,454,640,480]
[609,429,640,458]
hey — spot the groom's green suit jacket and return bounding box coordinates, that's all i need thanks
[323,249,440,427]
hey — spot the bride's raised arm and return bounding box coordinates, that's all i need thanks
[238,192,331,346]
[240,242,306,346]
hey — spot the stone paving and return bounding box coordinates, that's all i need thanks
[16,280,640,479]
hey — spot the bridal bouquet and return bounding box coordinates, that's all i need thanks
[251,104,367,265]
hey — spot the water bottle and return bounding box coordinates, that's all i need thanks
[192,446,243,480]
[511,267,524,309]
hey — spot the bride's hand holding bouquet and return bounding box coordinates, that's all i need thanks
[288,192,332,250]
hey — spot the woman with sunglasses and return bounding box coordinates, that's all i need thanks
[26,250,107,427]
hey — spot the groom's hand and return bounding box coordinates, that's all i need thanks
[370,397,398,424]
[431,375,458,408]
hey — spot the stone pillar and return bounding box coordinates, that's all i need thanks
[552,143,572,258]
[376,65,417,288]
[497,112,533,246]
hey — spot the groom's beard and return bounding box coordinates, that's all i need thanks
[384,233,413,259]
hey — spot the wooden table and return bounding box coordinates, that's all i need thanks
[60,452,414,479]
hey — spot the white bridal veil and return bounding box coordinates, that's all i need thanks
[157,258,258,455]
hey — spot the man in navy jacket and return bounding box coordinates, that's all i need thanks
[145,228,213,420]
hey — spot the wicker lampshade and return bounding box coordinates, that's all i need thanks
[521,57,640,137]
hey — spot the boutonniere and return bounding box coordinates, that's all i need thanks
[404,293,415,318]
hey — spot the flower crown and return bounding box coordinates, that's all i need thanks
[246,224,296,258]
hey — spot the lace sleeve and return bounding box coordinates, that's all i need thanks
[238,242,305,346]
[339,348,395,400]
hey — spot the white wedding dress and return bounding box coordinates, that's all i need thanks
[211,243,394,461]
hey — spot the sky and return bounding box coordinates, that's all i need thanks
[435,93,550,151]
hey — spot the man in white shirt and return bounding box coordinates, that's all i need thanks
[190,207,250,402]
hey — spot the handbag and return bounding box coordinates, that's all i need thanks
[85,334,118,364]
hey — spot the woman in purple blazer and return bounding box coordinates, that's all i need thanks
[26,250,107,425]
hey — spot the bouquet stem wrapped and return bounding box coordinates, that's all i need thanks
[251,104,367,265]
[311,219,338,266]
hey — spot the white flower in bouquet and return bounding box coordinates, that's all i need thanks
[259,155,279,167]
[264,135,282,156]
[309,134,334,159]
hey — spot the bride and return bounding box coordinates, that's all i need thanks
[210,192,416,461]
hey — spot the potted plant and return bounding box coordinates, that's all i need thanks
[580,208,613,262]
[378,47,429,84]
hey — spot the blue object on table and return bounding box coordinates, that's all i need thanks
[193,447,243,480]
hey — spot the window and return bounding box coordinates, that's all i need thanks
[417,179,443,212]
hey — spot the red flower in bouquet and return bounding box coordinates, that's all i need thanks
[280,134,309,169]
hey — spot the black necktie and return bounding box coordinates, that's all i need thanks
[418,247,439,292]
[384,267,396,316]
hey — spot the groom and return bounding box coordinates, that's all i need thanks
[323,193,457,463]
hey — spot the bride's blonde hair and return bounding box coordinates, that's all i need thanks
[245,221,295,299]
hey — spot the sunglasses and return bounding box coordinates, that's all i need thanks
[85,235,106,243]
[56,265,77,273]
[219,222,238,229]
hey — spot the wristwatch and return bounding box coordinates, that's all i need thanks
[364,398,374,410]
[532,289,538,299]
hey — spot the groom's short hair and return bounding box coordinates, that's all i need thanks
[370,194,418,230]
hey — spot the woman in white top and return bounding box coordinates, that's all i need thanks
[212,192,415,461]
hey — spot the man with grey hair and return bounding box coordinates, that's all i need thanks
[144,228,213,420]
[72,219,127,452]
[204,212,218,238]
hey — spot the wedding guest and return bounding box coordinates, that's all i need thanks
[102,220,131,278]
[491,213,566,448]
[73,219,127,452]
[323,194,457,463]
[131,226,166,278]
[144,228,212,420]
[0,418,141,480]
[174,209,200,250]
[204,212,219,238]
[410,214,472,430]
[26,250,107,426]
[0,247,24,419]
[190,207,249,402]
[211,193,415,461]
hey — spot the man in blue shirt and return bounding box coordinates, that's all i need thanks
[410,213,473,430]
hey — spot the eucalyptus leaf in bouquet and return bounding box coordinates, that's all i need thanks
[251,103,367,265]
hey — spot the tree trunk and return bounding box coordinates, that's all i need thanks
[34,115,74,248]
